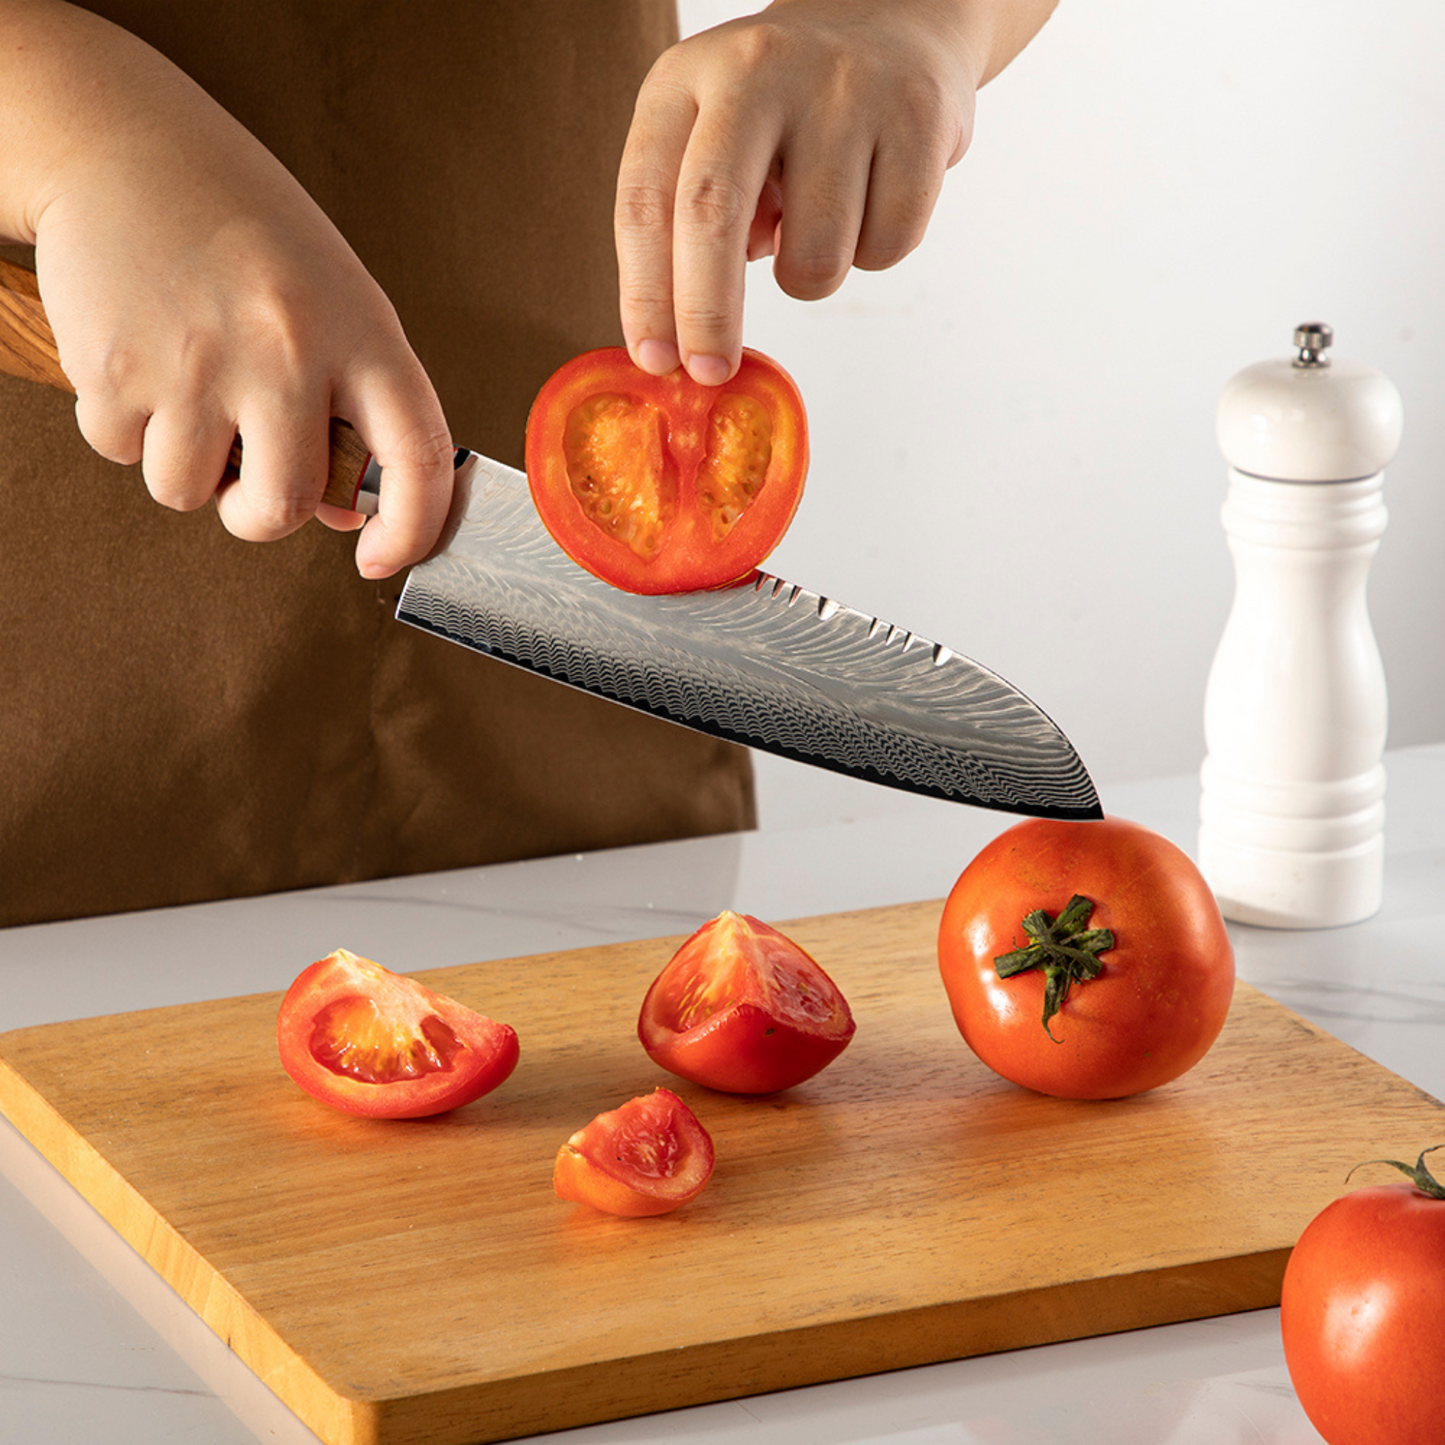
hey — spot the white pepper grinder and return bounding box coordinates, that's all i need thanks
[1199,322,1403,928]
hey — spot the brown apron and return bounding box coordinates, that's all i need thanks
[0,1,754,929]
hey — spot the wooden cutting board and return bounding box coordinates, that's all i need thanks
[3,900,1444,1445]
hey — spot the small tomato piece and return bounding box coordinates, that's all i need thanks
[553,1088,714,1217]
[937,816,1234,1099]
[276,949,519,1119]
[525,346,807,594]
[1281,1148,1445,1445]
[639,910,855,1094]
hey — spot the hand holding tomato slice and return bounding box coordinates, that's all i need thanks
[1281,1147,1445,1445]
[638,910,855,1094]
[553,1088,715,1217]
[525,347,807,594]
[937,817,1234,1099]
[276,949,519,1119]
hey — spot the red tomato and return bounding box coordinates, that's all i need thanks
[525,346,808,594]
[936,816,1234,1099]
[276,949,519,1119]
[1281,1148,1445,1445]
[638,911,856,1094]
[553,1088,715,1217]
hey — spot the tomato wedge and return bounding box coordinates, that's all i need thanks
[638,911,855,1094]
[553,1088,715,1217]
[525,346,808,594]
[276,949,519,1119]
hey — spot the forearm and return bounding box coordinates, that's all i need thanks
[956,0,1059,87]
[761,0,1058,89]
[0,1,218,245]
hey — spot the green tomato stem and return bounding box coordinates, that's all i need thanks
[1347,1145,1445,1198]
[993,893,1114,1042]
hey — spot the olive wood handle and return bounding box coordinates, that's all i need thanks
[0,256,374,511]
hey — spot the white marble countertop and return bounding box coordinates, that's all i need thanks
[4,745,1443,1445]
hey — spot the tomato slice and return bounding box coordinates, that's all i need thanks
[553,1088,715,1217]
[276,949,519,1119]
[638,911,856,1094]
[525,346,808,594]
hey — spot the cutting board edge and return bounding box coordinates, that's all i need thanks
[343,1247,1293,1445]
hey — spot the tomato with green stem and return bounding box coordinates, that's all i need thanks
[276,949,519,1119]
[936,816,1234,1099]
[525,346,807,594]
[1281,1147,1445,1445]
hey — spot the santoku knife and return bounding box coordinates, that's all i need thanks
[0,258,1100,820]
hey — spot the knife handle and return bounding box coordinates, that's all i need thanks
[0,256,376,512]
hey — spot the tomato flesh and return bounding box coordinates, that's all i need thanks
[526,347,807,594]
[553,1088,714,1217]
[276,949,519,1119]
[937,817,1234,1099]
[1282,1180,1445,1445]
[639,911,855,1094]
[307,996,463,1083]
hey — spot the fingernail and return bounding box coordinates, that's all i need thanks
[635,338,681,375]
[686,354,732,387]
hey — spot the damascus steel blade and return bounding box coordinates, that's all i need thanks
[397,453,1101,819]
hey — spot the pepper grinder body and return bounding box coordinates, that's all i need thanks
[1199,326,1402,928]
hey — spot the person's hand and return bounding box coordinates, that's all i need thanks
[0,1,452,578]
[615,0,985,386]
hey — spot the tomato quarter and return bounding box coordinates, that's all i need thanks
[276,949,519,1119]
[525,346,807,594]
[936,816,1235,1099]
[1281,1147,1445,1445]
[638,910,855,1094]
[553,1088,715,1217]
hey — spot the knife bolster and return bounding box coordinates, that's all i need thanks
[318,443,472,518]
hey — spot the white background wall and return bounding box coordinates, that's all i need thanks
[675,0,1445,829]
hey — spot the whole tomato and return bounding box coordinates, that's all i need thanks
[1281,1148,1445,1445]
[638,910,855,1094]
[525,346,807,594]
[936,816,1234,1099]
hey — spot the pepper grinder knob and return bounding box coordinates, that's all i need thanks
[1292,322,1333,366]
